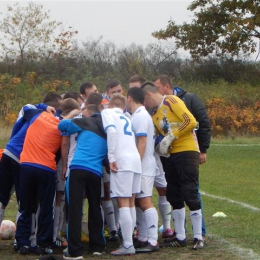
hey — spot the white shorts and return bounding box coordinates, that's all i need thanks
[56,160,65,192]
[154,173,167,188]
[110,171,141,198]
[136,175,155,199]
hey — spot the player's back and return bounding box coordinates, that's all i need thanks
[20,112,61,171]
[102,107,141,173]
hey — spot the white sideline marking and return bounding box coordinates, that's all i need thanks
[208,234,260,260]
[200,191,260,212]
[212,144,260,147]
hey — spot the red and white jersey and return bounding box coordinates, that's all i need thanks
[131,106,157,176]
[101,107,142,174]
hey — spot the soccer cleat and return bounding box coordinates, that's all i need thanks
[81,231,89,242]
[19,245,30,255]
[135,242,159,253]
[108,230,119,241]
[133,239,148,249]
[161,228,175,238]
[160,237,187,248]
[63,251,83,260]
[35,245,53,255]
[92,251,106,255]
[91,246,106,255]
[111,245,135,255]
[192,238,204,250]
[54,236,68,247]
[13,241,20,252]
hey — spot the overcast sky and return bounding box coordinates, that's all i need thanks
[0,0,194,47]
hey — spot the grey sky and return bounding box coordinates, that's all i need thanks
[0,0,193,47]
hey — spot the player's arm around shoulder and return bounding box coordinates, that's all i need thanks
[58,119,82,135]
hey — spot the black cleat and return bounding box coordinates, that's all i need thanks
[135,242,159,253]
[160,237,187,248]
[192,238,204,250]
[133,239,148,249]
[108,230,119,242]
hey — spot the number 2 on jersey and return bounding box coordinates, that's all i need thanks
[120,116,132,136]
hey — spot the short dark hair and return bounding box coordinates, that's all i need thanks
[86,93,103,106]
[42,92,62,109]
[106,79,121,92]
[129,75,146,84]
[127,87,144,104]
[63,91,82,101]
[79,82,94,95]
[153,74,172,85]
[140,81,158,94]
[83,104,100,114]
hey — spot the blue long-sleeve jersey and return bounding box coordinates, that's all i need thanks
[5,103,47,160]
[58,113,107,177]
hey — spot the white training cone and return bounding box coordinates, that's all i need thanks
[212,212,227,217]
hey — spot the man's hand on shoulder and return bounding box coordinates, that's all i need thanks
[46,106,56,114]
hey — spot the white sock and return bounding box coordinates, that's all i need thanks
[61,202,67,234]
[102,200,117,232]
[112,198,119,229]
[53,206,60,241]
[158,196,171,230]
[190,209,202,240]
[0,202,5,226]
[58,199,65,234]
[129,207,136,233]
[119,207,133,248]
[144,207,158,246]
[172,207,186,240]
[136,207,147,242]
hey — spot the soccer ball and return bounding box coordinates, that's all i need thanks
[0,220,16,240]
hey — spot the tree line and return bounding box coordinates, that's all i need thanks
[0,1,260,136]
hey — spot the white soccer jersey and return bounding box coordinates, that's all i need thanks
[66,114,82,177]
[101,107,142,174]
[131,106,157,176]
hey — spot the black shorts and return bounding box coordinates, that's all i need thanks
[161,151,200,210]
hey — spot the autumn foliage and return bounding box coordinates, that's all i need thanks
[206,98,260,136]
[1,71,260,137]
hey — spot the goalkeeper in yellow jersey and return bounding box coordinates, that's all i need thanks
[141,81,203,250]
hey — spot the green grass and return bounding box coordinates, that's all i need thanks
[1,138,260,259]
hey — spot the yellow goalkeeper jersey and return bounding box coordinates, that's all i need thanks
[152,95,200,154]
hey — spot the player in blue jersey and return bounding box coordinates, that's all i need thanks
[58,105,107,259]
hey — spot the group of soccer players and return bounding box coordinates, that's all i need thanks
[0,73,211,260]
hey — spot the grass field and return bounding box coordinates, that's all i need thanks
[1,137,260,259]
